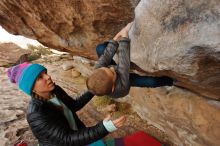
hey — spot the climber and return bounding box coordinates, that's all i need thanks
[7,62,126,146]
[86,22,174,98]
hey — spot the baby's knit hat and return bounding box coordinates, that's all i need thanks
[7,62,46,96]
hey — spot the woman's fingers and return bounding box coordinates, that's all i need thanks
[112,115,127,128]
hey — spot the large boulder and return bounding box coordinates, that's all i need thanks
[0,0,134,59]
[129,0,220,100]
[0,43,30,67]
[127,0,220,145]
[129,87,220,146]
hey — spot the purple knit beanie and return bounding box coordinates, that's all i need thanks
[7,62,31,84]
[7,62,46,95]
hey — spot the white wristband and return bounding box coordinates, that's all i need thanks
[103,120,117,132]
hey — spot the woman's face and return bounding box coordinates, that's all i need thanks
[33,71,55,94]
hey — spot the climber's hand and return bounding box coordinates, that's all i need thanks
[113,22,133,41]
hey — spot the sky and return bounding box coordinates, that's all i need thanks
[0,26,68,55]
[0,26,42,49]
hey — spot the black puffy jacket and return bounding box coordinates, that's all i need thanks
[27,85,109,146]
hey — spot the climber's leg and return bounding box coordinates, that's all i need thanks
[129,73,173,87]
[96,42,117,65]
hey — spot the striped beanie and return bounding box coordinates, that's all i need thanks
[7,62,46,96]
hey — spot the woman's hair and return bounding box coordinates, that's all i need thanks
[86,68,114,96]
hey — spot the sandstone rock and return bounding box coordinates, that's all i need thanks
[42,54,61,62]
[71,69,81,78]
[129,0,220,100]
[73,56,92,64]
[129,0,141,7]
[0,43,30,66]
[126,0,220,145]
[62,62,73,71]
[60,54,73,60]
[0,0,134,59]
[0,69,35,145]
[129,86,220,146]
[72,59,94,77]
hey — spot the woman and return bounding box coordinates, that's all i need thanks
[7,62,126,146]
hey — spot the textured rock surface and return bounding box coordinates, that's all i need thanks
[0,0,134,59]
[0,43,30,67]
[129,87,220,146]
[0,67,37,146]
[129,0,220,100]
